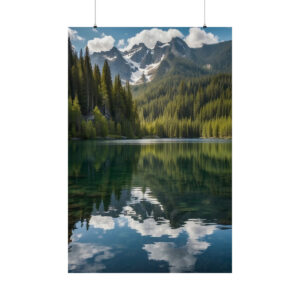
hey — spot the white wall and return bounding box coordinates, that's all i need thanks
[0,0,299,299]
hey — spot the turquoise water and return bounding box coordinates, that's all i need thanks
[68,139,232,272]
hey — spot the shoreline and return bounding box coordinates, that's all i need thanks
[70,137,232,142]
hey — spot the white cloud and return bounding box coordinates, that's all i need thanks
[125,28,184,50]
[68,243,114,272]
[89,215,115,231]
[139,217,216,272]
[127,217,181,238]
[87,35,115,53]
[185,27,219,48]
[144,241,210,272]
[184,220,216,239]
[92,28,98,33]
[71,233,82,242]
[68,28,84,41]
[117,39,125,48]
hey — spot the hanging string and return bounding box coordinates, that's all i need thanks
[93,0,97,28]
[203,0,207,28]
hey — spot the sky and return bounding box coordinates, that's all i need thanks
[69,27,232,54]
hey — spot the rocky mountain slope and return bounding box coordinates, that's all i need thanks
[90,38,232,85]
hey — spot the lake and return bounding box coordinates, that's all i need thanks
[68,139,232,273]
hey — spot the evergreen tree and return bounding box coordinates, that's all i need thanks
[113,74,124,123]
[101,60,113,117]
[68,37,74,100]
[134,73,232,138]
[141,73,146,85]
[67,39,231,140]
[93,64,103,109]
[84,46,95,113]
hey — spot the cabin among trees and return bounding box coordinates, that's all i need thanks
[68,38,140,138]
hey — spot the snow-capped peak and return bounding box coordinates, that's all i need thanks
[90,39,195,85]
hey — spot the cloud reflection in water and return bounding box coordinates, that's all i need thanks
[70,187,218,272]
[69,243,114,272]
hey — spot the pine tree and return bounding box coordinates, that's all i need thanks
[125,80,133,119]
[68,37,74,99]
[68,39,147,139]
[101,60,113,118]
[84,46,95,113]
[141,73,146,85]
[113,74,124,123]
[93,64,103,109]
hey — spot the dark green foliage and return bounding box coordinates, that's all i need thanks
[68,141,232,239]
[68,38,231,139]
[68,39,140,138]
[101,60,113,117]
[93,64,103,108]
[133,73,232,138]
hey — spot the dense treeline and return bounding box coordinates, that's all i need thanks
[68,38,140,138]
[133,74,232,138]
[68,36,231,139]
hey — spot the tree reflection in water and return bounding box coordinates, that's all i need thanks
[68,139,232,272]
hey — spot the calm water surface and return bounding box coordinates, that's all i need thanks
[68,139,232,272]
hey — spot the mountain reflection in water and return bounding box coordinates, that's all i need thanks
[68,139,232,273]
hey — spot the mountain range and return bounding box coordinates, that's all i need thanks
[90,37,232,85]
